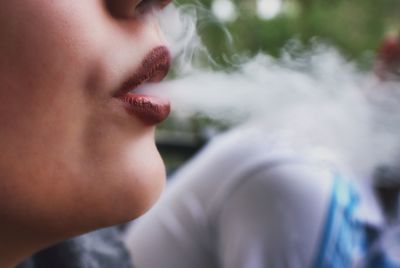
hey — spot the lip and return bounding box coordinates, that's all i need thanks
[114,46,171,125]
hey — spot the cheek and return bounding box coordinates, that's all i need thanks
[0,0,125,89]
[0,1,113,149]
[0,3,89,113]
[0,1,100,212]
[0,0,167,234]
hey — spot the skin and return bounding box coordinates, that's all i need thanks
[0,0,171,266]
[375,34,400,81]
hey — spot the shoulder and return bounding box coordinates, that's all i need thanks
[172,127,299,184]
[213,158,338,268]
[213,158,336,220]
[172,128,339,220]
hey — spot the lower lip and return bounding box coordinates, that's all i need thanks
[118,93,171,125]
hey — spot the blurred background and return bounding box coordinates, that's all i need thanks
[156,0,400,173]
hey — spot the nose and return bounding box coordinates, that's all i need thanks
[106,0,172,19]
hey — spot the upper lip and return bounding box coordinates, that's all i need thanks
[114,46,171,97]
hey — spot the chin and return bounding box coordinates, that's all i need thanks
[122,158,166,222]
[96,142,167,227]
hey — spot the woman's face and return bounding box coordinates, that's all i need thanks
[0,0,171,241]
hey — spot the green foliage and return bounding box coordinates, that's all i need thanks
[174,0,400,67]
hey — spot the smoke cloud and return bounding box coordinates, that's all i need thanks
[153,4,400,178]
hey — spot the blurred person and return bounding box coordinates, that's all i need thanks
[0,0,174,267]
[372,31,400,228]
[374,31,400,81]
[126,123,399,268]
[374,165,400,223]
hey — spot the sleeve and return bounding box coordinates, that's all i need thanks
[215,162,335,268]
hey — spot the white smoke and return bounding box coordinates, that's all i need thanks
[155,4,400,178]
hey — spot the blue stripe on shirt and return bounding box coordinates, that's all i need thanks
[312,175,398,268]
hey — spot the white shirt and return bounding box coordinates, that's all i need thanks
[126,128,387,268]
